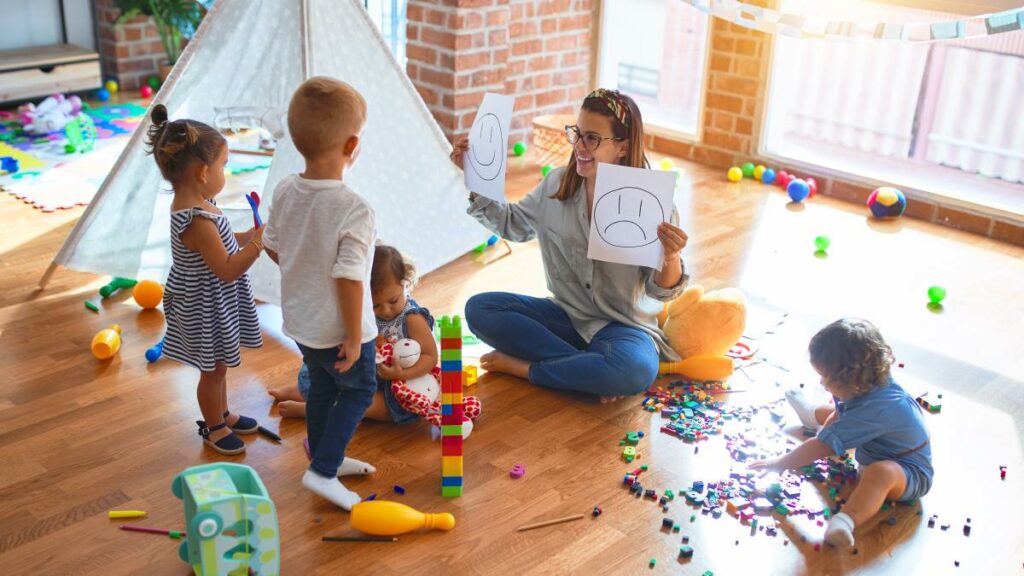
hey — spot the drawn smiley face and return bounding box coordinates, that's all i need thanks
[593,186,666,248]
[468,112,505,181]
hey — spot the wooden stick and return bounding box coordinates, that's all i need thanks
[322,536,398,542]
[516,513,585,532]
[229,148,275,157]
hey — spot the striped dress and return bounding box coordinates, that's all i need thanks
[162,203,262,371]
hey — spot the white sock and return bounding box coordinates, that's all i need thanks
[825,512,856,548]
[786,389,821,431]
[302,469,361,510]
[338,457,376,477]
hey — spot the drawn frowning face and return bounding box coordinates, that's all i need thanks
[468,113,504,181]
[593,186,665,248]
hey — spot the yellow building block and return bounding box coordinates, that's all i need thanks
[442,456,463,476]
[442,393,453,405]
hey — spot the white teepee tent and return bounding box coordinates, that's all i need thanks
[44,0,484,304]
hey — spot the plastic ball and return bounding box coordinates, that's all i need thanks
[147,76,161,89]
[806,178,818,197]
[96,88,111,102]
[727,166,743,182]
[927,286,946,304]
[741,162,755,178]
[659,158,675,171]
[776,170,790,187]
[132,280,164,309]
[512,141,526,156]
[787,179,810,203]
[761,168,776,185]
[814,235,831,252]
[64,143,76,154]
[867,186,907,219]
[541,164,552,177]
[753,165,766,180]
[139,85,154,98]
[104,79,119,94]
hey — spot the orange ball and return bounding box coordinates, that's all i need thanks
[132,280,164,309]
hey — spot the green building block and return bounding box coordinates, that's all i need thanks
[441,349,462,361]
[439,315,462,339]
[441,425,463,436]
[442,486,462,498]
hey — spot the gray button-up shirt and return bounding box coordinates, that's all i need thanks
[467,166,688,360]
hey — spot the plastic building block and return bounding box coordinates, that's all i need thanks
[1000,465,1007,480]
[84,300,99,312]
[662,517,674,529]
[592,506,602,517]
[622,446,636,462]
[648,558,656,568]
[462,365,478,386]
[443,456,463,476]
[509,464,525,479]
[679,545,694,558]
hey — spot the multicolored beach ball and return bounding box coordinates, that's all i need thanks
[867,187,906,218]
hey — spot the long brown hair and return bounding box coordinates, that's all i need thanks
[552,89,650,201]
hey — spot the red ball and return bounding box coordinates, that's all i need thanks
[139,85,154,98]
[776,171,789,187]
[807,178,818,197]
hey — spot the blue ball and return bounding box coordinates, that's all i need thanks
[787,179,810,203]
[761,168,776,185]
[96,87,111,101]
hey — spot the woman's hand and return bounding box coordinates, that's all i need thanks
[657,222,688,263]
[450,137,469,170]
[377,363,403,381]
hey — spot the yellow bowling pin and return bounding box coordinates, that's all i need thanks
[350,500,455,536]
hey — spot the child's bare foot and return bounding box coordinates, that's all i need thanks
[479,351,531,380]
[279,400,307,418]
[269,386,305,403]
[600,396,625,404]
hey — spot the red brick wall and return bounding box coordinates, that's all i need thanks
[93,0,169,90]
[407,0,594,145]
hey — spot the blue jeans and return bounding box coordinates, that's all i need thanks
[297,340,377,478]
[298,364,418,424]
[465,292,659,396]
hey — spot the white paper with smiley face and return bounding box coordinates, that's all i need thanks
[464,92,514,203]
[587,163,676,270]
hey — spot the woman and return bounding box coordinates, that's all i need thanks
[451,89,689,401]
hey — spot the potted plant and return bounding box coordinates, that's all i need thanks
[115,0,206,79]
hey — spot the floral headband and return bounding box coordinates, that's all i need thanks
[586,88,630,129]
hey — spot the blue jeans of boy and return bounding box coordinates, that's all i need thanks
[465,292,659,396]
[297,340,376,478]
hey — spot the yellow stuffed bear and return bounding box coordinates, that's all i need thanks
[657,285,746,381]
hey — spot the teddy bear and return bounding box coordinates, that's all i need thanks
[18,94,82,135]
[377,339,481,439]
[657,284,747,381]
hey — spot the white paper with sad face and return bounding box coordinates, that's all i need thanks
[587,163,676,270]
[464,92,515,203]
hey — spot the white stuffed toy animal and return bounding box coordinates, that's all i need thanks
[378,338,481,439]
[18,94,82,135]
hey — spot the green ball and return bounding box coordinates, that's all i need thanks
[927,286,946,304]
[814,235,831,252]
[512,141,526,156]
[741,162,755,178]
[541,164,552,177]
[147,76,161,89]
[64,143,76,154]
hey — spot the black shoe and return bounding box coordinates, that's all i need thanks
[197,420,246,455]
[223,410,258,434]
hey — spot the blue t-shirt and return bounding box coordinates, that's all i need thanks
[817,380,933,481]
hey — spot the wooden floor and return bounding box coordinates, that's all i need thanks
[1,151,1023,575]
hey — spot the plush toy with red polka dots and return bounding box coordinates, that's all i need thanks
[377,339,481,438]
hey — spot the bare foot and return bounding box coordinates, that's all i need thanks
[479,351,531,380]
[269,386,305,403]
[600,396,625,404]
[279,400,307,418]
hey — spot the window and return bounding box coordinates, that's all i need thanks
[764,0,1024,213]
[365,0,408,65]
[598,0,711,137]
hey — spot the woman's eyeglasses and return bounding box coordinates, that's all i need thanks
[565,125,621,152]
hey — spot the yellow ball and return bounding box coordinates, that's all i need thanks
[659,158,675,171]
[727,166,743,182]
[753,165,766,180]
[132,280,164,310]
[104,80,119,94]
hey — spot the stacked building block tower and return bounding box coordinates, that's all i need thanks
[440,315,464,497]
